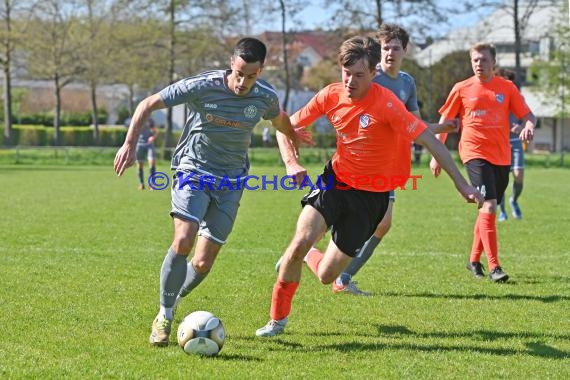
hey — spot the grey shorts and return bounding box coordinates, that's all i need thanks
[136,144,155,162]
[170,171,244,245]
[510,139,525,170]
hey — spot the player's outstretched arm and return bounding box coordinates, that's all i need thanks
[410,110,459,136]
[271,111,314,185]
[114,93,166,176]
[276,130,307,186]
[271,111,313,149]
[416,129,483,207]
[518,111,536,143]
[148,124,158,144]
[427,118,460,134]
[429,116,453,178]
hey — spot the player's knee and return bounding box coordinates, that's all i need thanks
[482,202,496,214]
[375,217,392,237]
[172,236,193,255]
[375,221,391,236]
[192,258,212,273]
[289,237,314,261]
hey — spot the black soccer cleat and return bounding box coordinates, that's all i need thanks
[466,262,485,279]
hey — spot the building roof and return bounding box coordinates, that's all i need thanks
[258,31,344,69]
[521,86,563,118]
[414,3,560,67]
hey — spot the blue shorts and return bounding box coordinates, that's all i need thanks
[510,139,525,170]
[170,170,244,245]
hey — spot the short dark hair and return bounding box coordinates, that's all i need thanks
[338,36,381,71]
[495,68,516,82]
[471,42,496,60]
[377,23,410,49]
[233,37,267,66]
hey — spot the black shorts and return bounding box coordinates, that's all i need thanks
[301,162,389,257]
[465,159,510,204]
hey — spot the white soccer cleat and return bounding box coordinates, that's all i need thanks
[255,317,288,337]
[149,316,172,346]
[332,280,371,296]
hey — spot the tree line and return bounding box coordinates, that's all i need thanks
[0,0,567,152]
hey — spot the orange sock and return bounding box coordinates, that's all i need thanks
[469,216,484,263]
[305,247,324,277]
[270,280,299,320]
[478,212,499,270]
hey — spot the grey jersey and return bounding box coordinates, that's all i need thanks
[137,121,154,146]
[160,70,281,178]
[509,114,521,141]
[374,68,419,113]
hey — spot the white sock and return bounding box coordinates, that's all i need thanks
[174,296,182,309]
[158,306,173,321]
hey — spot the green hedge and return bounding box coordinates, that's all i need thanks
[3,124,336,148]
[4,126,127,146]
[6,109,109,127]
[2,126,187,147]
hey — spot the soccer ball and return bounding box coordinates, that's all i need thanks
[177,311,226,356]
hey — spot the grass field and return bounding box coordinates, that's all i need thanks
[0,158,569,379]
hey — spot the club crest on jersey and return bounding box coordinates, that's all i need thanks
[359,114,371,129]
[244,105,258,119]
[496,93,505,103]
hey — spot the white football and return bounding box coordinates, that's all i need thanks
[177,311,225,356]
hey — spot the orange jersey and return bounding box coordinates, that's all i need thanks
[292,82,427,192]
[439,76,531,165]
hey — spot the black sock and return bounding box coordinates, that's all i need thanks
[513,182,523,202]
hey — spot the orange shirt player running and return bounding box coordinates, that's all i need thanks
[439,76,531,166]
[293,82,426,192]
